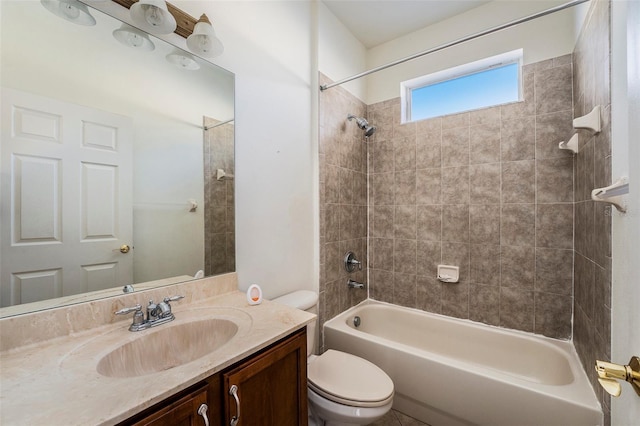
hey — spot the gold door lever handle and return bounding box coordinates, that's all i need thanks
[595,356,640,397]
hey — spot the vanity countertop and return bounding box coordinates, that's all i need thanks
[0,287,314,425]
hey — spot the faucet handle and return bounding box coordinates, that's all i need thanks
[115,304,145,330]
[154,295,184,319]
[115,304,142,315]
[344,251,362,272]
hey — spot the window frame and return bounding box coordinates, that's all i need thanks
[401,49,524,123]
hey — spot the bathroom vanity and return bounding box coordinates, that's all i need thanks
[0,273,314,425]
[122,327,307,426]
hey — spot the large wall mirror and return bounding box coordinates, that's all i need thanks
[0,0,235,317]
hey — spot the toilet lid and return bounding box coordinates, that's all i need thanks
[308,350,394,408]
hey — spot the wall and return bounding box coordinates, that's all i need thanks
[315,1,587,343]
[132,113,205,282]
[178,1,317,298]
[318,73,368,349]
[187,0,587,306]
[572,0,612,422]
[317,0,369,349]
[366,56,574,338]
[317,2,367,102]
[365,0,586,104]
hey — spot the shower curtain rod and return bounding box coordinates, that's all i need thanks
[319,0,589,92]
[204,118,234,130]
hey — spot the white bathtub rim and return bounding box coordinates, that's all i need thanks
[334,298,573,345]
[327,299,581,361]
[323,299,601,412]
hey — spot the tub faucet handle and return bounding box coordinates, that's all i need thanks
[344,251,362,272]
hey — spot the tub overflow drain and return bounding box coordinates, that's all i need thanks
[353,316,361,327]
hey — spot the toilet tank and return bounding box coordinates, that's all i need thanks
[272,290,318,356]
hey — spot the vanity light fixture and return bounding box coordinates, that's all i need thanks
[166,50,200,71]
[186,14,224,58]
[130,0,176,35]
[40,0,97,26]
[113,24,155,51]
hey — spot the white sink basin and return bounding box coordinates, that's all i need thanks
[96,318,238,378]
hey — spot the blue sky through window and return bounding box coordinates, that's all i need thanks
[411,63,519,121]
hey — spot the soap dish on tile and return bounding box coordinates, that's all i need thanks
[437,265,459,283]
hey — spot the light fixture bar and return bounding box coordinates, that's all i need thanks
[111,0,196,38]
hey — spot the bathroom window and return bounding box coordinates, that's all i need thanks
[401,49,523,122]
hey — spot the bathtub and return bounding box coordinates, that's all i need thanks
[323,300,602,426]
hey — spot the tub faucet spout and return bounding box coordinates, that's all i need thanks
[347,279,365,289]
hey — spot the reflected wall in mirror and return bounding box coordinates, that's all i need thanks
[0,0,235,317]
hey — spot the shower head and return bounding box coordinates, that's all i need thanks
[347,114,376,137]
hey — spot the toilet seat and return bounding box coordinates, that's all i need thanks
[308,350,394,408]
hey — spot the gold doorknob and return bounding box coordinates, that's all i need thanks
[119,244,131,254]
[595,356,640,397]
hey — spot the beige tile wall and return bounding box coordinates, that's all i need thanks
[318,73,368,350]
[572,0,612,423]
[204,118,236,275]
[367,55,575,339]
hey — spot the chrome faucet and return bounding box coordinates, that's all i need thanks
[115,295,184,331]
[347,279,365,289]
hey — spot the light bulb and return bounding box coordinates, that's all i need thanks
[60,2,80,19]
[40,0,96,26]
[127,33,143,48]
[193,35,213,54]
[130,0,176,34]
[166,51,200,70]
[186,15,224,58]
[177,56,191,68]
[144,6,164,27]
[113,24,155,51]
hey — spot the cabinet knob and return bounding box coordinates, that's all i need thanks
[197,403,210,426]
[229,384,240,426]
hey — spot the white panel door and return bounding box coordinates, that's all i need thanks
[611,0,640,422]
[0,89,133,307]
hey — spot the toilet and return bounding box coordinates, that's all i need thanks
[273,290,394,426]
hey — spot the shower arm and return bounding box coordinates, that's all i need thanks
[320,0,590,92]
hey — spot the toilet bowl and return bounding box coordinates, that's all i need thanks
[273,291,394,426]
[307,350,394,425]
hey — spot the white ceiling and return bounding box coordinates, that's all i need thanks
[322,0,492,48]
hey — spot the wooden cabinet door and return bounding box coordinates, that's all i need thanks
[127,384,210,426]
[222,328,307,426]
